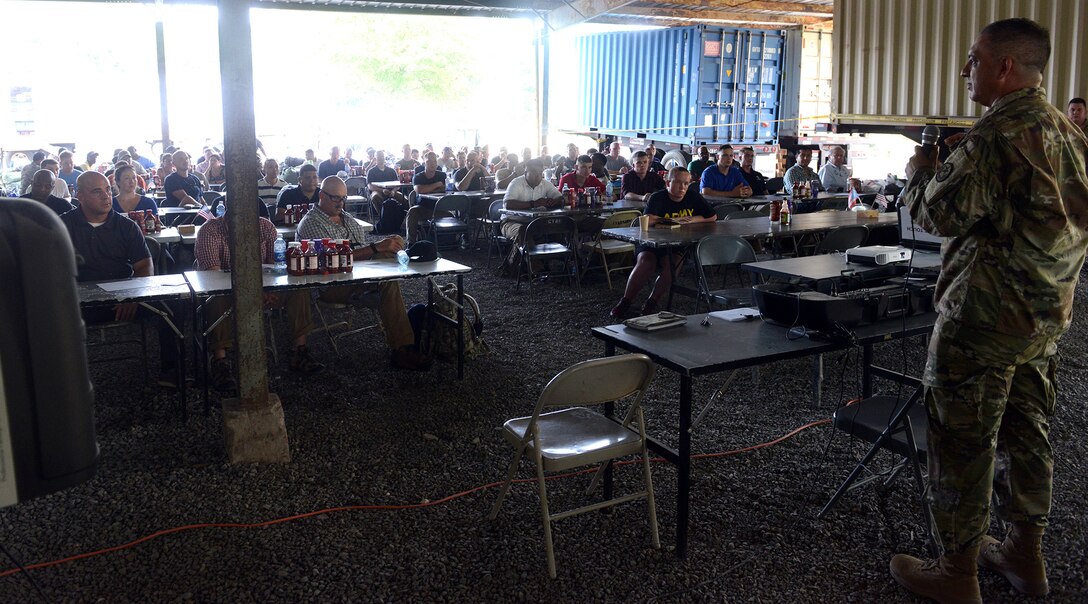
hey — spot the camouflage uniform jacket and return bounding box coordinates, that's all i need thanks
[903,87,1088,339]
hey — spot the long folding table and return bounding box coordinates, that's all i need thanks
[591,311,936,557]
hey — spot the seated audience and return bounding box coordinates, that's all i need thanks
[818,146,850,192]
[258,158,288,213]
[318,146,347,179]
[700,145,752,198]
[738,147,768,195]
[605,142,631,175]
[295,176,431,371]
[276,163,321,223]
[112,164,159,214]
[621,151,666,202]
[164,150,203,207]
[454,151,487,192]
[22,169,73,215]
[195,193,322,391]
[405,152,447,245]
[61,171,180,387]
[610,168,716,318]
[558,155,607,195]
[687,145,713,180]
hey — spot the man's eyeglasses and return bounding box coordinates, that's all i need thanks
[321,190,347,203]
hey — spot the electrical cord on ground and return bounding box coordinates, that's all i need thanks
[0,419,831,582]
[0,541,48,602]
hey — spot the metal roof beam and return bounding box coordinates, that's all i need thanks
[544,0,638,30]
[612,6,824,25]
[634,0,832,15]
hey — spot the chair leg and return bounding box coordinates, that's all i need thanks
[313,301,341,355]
[637,408,661,549]
[488,447,525,520]
[601,251,614,290]
[534,446,557,579]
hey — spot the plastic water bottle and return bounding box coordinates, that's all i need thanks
[273,234,287,270]
[215,202,225,218]
[605,180,614,202]
[396,249,410,270]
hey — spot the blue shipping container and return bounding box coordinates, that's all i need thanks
[576,26,785,147]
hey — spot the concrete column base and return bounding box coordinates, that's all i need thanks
[221,394,291,463]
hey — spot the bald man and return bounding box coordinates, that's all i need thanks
[296,176,431,371]
[22,169,73,215]
[163,150,203,207]
[60,171,181,386]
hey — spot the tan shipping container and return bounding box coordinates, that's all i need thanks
[832,0,1088,128]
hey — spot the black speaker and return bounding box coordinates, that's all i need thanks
[0,198,97,507]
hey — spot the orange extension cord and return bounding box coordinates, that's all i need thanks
[0,417,833,579]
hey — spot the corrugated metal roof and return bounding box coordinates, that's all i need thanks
[243,0,834,28]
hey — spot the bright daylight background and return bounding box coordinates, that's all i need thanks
[1,1,648,163]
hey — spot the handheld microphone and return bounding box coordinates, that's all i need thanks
[921,125,941,154]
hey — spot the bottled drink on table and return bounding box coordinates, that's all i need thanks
[287,242,303,276]
[336,240,351,273]
[325,240,339,273]
[143,209,156,234]
[397,249,409,269]
[273,234,287,270]
[301,240,318,275]
[770,199,782,224]
[780,198,792,225]
[340,240,353,272]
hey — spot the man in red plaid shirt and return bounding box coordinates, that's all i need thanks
[195,196,322,393]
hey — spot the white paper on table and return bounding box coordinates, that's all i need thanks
[96,279,186,292]
[709,308,761,322]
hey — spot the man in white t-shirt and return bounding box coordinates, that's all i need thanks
[818,146,851,192]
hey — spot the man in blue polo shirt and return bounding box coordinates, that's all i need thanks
[61,171,181,387]
[700,144,752,198]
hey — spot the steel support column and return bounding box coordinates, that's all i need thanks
[218,0,268,405]
[155,15,171,149]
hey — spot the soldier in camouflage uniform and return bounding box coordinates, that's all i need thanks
[890,19,1088,604]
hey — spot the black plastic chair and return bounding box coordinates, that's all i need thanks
[425,194,472,249]
[724,209,766,220]
[815,225,869,254]
[483,200,511,268]
[715,204,744,220]
[766,177,784,194]
[517,215,578,295]
[694,235,757,313]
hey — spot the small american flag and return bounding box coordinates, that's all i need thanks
[196,204,216,222]
[874,192,889,209]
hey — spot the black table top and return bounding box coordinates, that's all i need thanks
[592,311,936,377]
[602,212,897,248]
[743,250,942,282]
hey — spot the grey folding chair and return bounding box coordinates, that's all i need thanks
[715,203,744,220]
[517,215,578,295]
[694,235,758,313]
[489,354,660,578]
[426,194,472,249]
[815,225,869,254]
[482,199,511,268]
[580,210,640,289]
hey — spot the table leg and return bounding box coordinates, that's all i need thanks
[677,373,692,557]
[861,343,873,398]
[810,354,824,407]
[456,274,464,380]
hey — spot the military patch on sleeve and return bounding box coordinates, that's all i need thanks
[935,161,954,183]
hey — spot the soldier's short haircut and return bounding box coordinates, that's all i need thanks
[631,150,649,161]
[980,18,1051,72]
[41,158,58,168]
[525,159,544,172]
[298,163,318,175]
[1070,97,1087,107]
[577,154,593,164]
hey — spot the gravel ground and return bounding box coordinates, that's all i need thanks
[1,245,1085,602]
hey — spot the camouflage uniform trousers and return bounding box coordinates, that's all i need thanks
[924,314,1059,554]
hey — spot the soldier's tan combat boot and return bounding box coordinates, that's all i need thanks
[889,547,981,604]
[978,522,1049,596]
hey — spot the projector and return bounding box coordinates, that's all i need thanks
[845,245,913,266]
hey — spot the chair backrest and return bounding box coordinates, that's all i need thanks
[344,176,367,195]
[725,209,766,220]
[629,217,641,228]
[601,210,641,230]
[696,235,756,268]
[434,194,472,216]
[488,199,505,221]
[201,190,222,205]
[714,204,743,220]
[536,354,656,412]
[525,215,577,241]
[816,225,869,253]
[407,190,419,207]
[766,177,784,194]
[144,237,162,274]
